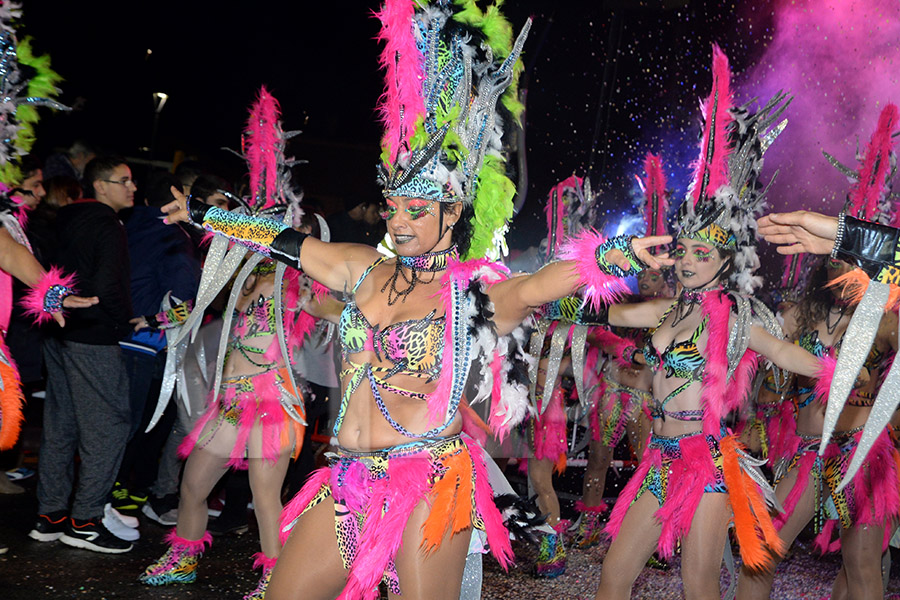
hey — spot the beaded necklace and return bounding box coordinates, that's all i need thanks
[381,246,457,305]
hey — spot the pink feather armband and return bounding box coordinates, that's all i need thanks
[813,353,837,404]
[21,267,77,325]
[558,230,632,311]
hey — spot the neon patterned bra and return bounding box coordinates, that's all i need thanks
[335,257,449,439]
[339,257,444,378]
[643,300,708,420]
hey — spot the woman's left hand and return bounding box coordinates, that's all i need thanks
[53,294,99,327]
[161,186,190,224]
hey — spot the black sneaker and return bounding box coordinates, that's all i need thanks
[28,511,68,542]
[111,481,139,512]
[59,517,133,554]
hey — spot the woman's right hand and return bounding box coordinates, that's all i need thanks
[757,211,839,255]
[161,186,190,224]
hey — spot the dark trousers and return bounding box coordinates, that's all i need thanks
[36,338,131,520]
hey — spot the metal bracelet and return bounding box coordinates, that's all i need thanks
[831,212,846,258]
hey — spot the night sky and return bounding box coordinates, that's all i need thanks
[23,0,900,286]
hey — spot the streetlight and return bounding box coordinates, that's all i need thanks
[150,91,168,163]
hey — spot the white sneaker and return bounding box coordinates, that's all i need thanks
[103,504,140,542]
[105,503,139,528]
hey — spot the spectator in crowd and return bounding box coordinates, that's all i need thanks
[28,155,137,554]
[114,171,201,519]
[43,140,96,183]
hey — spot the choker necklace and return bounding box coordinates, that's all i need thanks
[672,286,720,327]
[382,246,457,305]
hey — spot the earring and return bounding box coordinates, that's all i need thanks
[448,222,456,229]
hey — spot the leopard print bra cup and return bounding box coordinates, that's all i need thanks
[339,258,444,378]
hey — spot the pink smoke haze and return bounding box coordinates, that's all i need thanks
[739,0,900,214]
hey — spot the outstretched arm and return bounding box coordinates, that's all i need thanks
[757,211,839,255]
[161,186,380,292]
[488,234,673,335]
[748,324,820,378]
[0,228,98,327]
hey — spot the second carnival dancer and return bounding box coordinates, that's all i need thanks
[579,154,674,552]
[560,46,836,599]
[524,174,621,577]
[140,90,343,599]
[737,104,900,600]
[0,5,99,552]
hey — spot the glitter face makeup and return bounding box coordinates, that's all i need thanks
[379,199,436,221]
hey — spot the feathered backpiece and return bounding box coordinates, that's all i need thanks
[543,174,597,261]
[230,87,305,220]
[824,103,900,226]
[637,152,669,254]
[375,0,531,260]
[0,3,68,188]
[677,44,792,294]
[777,253,812,305]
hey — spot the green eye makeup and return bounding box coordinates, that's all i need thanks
[379,200,435,221]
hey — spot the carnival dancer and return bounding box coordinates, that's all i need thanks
[574,154,674,554]
[738,253,811,458]
[139,90,342,599]
[737,104,900,600]
[155,1,651,596]
[525,175,607,577]
[558,46,834,600]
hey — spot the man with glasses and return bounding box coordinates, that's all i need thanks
[29,156,137,553]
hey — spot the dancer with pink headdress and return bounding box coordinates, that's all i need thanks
[737,103,900,600]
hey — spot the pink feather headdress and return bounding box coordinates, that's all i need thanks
[374,0,426,164]
[688,44,734,207]
[840,103,900,225]
[243,87,283,213]
[543,174,584,261]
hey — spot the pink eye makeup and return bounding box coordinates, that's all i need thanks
[693,248,713,262]
[672,246,686,259]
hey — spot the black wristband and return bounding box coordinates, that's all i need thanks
[270,229,309,271]
[144,314,160,329]
[187,198,213,225]
[836,215,900,276]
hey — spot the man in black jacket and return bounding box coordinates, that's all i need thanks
[28,156,136,553]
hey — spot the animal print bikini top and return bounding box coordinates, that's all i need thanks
[339,257,444,378]
[794,329,891,408]
[643,299,709,421]
[334,256,449,439]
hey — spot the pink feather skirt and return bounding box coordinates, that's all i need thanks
[774,427,900,553]
[605,431,726,559]
[531,386,568,463]
[178,367,303,469]
[278,434,512,600]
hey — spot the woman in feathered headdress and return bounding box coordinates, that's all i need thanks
[139,89,344,600]
[559,45,838,599]
[737,103,900,600]
[158,2,691,597]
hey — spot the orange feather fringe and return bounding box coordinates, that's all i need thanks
[829,268,900,311]
[0,354,24,451]
[420,450,475,553]
[720,435,785,570]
